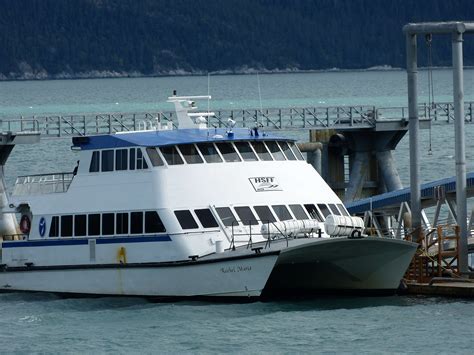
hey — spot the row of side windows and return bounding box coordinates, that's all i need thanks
[49,211,166,237]
[89,148,150,173]
[173,203,349,230]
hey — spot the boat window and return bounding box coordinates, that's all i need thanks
[254,205,276,223]
[272,205,292,221]
[215,207,238,227]
[234,142,258,161]
[174,210,199,230]
[160,146,184,165]
[279,142,297,161]
[234,206,258,226]
[215,143,241,162]
[130,212,143,234]
[338,204,350,216]
[115,149,128,171]
[129,148,136,170]
[61,215,73,237]
[146,148,164,167]
[102,213,115,235]
[116,213,129,234]
[89,151,100,172]
[288,142,305,160]
[178,144,204,164]
[304,204,323,221]
[49,216,59,237]
[194,209,219,228]
[145,211,166,233]
[265,141,286,161]
[74,215,87,236]
[317,204,331,218]
[136,149,149,169]
[328,204,341,216]
[88,214,101,236]
[250,141,272,161]
[101,150,114,172]
[289,204,309,220]
[196,143,222,163]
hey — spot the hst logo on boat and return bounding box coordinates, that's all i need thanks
[249,177,282,192]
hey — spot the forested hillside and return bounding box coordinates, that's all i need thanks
[1,0,474,80]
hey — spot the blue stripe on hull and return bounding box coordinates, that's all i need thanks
[2,235,172,248]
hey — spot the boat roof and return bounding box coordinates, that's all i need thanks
[72,128,294,150]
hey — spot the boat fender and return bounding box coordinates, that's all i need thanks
[349,229,363,239]
[19,215,31,234]
[117,247,127,264]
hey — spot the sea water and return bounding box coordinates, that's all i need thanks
[0,70,473,353]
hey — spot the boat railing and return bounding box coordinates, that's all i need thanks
[12,172,74,196]
[229,219,291,251]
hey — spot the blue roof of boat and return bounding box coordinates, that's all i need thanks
[72,128,293,150]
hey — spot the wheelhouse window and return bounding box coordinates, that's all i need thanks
[289,204,309,220]
[215,143,241,162]
[279,142,297,161]
[265,141,286,161]
[101,150,114,172]
[145,211,166,233]
[215,207,238,227]
[102,213,115,235]
[88,214,101,236]
[234,142,258,161]
[234,206,258,226]
[160,146,184,165]
[115,149,128,170]
[74,215,87,236]
[174,210,199,229]
[49,216,59,237]
[304,204,323,221]
[129,148,136,170]
[317,204,331,218]
[146,148,164,167]
[130,212,143,234]
[178,144,203,164]
[251,141,272,161]
[194,209,219,228]
[338,204,350,216]
[136,149,149,169]
[197,143,222,163]
[89,151,100,172]
[272,205,292,221]
[254,206,276,223]
[116,213,129,234]
[328,204,341,216]
[288,142,305,160]
[61,215,73,237]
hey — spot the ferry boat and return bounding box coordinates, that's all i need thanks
[0,94,417,299]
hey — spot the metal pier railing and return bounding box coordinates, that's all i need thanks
[1,101,473,137]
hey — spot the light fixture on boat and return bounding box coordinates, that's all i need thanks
[227,118,236,138]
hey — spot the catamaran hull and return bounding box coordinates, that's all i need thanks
[0,237,417,298]
[263,237,417,296]
[0,253,279,298]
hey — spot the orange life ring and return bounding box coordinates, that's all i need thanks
[20,215,31,234]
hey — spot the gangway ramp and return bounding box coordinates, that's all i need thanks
[346,172,474,215]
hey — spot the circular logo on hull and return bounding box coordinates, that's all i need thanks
[39,217,46,237]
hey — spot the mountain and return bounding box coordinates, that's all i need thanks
[1,0,474,80]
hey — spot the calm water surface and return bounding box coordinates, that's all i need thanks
[1,71,474,353]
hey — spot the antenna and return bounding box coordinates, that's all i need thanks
[257,72,263,127]
[207,73,211,129]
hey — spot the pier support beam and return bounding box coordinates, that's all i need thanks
[376,150,403,192]
[403,21,474,273]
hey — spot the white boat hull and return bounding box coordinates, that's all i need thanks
[0,253,279,298]
[0,237,417,299]
[263,237,417,295]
